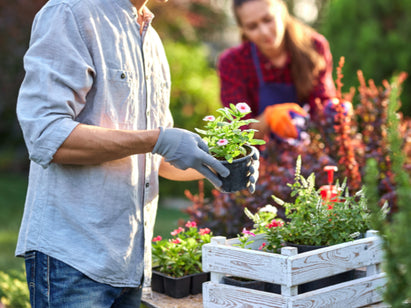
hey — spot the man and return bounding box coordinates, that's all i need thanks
[16,0,257,306]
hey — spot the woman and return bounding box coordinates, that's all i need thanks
[218,0,336,140]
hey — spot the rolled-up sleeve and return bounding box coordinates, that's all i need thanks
[17,3,95,168]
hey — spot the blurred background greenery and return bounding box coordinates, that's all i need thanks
[1,0,410,276]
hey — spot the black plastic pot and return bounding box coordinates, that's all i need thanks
[151,269,210,298]
[222,276,265,291]
[190,272,210,295]
[219,145,257,193]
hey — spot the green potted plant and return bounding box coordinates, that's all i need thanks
[195,102,265,192]
[151,221,212,298]
[236,156,386,293]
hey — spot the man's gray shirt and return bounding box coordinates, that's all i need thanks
[16,0,172,287]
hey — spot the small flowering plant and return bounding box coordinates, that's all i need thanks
[195,102,265,163]
[237,156,385,253]
[151,221,212,278]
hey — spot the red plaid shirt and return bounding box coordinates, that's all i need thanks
[217,31,336,118]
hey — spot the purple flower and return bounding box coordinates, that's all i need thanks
[242,228,256,237]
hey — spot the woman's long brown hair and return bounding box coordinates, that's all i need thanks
[233,0,326,102]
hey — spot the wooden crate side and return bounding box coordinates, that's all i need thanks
[288,237,383,285]
[290,273,386,308]
[202,243,288,284]
[203,281,287,308]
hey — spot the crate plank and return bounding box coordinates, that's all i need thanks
[203,282,286,308]
[288,237,383,285]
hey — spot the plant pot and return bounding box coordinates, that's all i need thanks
[151,269,191,298]
[190,271,210,295]
[151,269,165,294]
[222,276,265,291]
[286,242,356,294]
[219,145,257,193]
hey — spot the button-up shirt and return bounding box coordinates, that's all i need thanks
[16,0,172,287]
[218,32,336,118]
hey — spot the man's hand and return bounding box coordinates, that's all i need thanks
[265,103,308,139]
[152,127,229,188]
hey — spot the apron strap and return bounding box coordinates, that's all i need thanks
[251,43,265,86]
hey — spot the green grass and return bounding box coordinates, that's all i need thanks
[0,173,27,273]
[0,172,189,274]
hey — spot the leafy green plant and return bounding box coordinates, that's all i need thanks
[195,102,265,163]
[236,156,384,253]
[151,221,212,278]
[0,270,30,308]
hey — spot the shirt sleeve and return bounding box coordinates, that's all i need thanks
[16,3,95,168]
[308,33,336,109]
[217,49,257,119]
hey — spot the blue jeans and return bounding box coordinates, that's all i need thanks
[24,251,142,308]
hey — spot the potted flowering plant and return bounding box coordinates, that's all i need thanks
[195,102,265,192]
[151,221,212,298]
[235,156,386,293]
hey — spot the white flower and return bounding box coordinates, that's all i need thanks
[203,115,215,121]
[217,139,228,146]
[235,102,251,113]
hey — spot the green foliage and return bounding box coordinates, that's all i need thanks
[195,103,265,162]
[320,0,411,115]
[366,74,411,306]
[164,41,221,132]
[262,156,373,251]
[0,270,30,308]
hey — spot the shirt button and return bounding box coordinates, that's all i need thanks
[145,182,150,188]
[146,110,150,116]
[120,73,126,79]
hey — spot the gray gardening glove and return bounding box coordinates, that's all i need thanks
[152,127,230,188]
[248,147,260,194]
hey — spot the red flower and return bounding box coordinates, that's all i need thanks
[266,219,284,228]
[185,221,197,228]
[152,236,162,242]
[170,227,184,236]
[258,242,266,250]
[199,228,211,235]
[170,238,182,244]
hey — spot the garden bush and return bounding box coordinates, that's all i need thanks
[184,59,410,237]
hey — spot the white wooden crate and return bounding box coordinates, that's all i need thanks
[202,230,386,308]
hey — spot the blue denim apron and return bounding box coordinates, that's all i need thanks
[251,43,299,115]
[251,43,306,140]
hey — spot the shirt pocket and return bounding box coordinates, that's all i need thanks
[105,68,139,127]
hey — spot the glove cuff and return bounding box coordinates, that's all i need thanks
[152,126,164,154]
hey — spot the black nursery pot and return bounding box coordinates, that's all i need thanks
[151,269,191,298]
[222,276,265,291]
[219,145,257,193]
[190,272,210,295]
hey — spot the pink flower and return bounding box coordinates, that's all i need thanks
[170,227,184,236]
[170,238,181,244]
[217,139,228,146]
[152,236,162,242]
[258,242,266,250]
[185,221,197,228]
[242,228,256,237]
[236,102,251,113]
[203,115,215,121]
[199,228,211,235]
[266,219,284,229]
